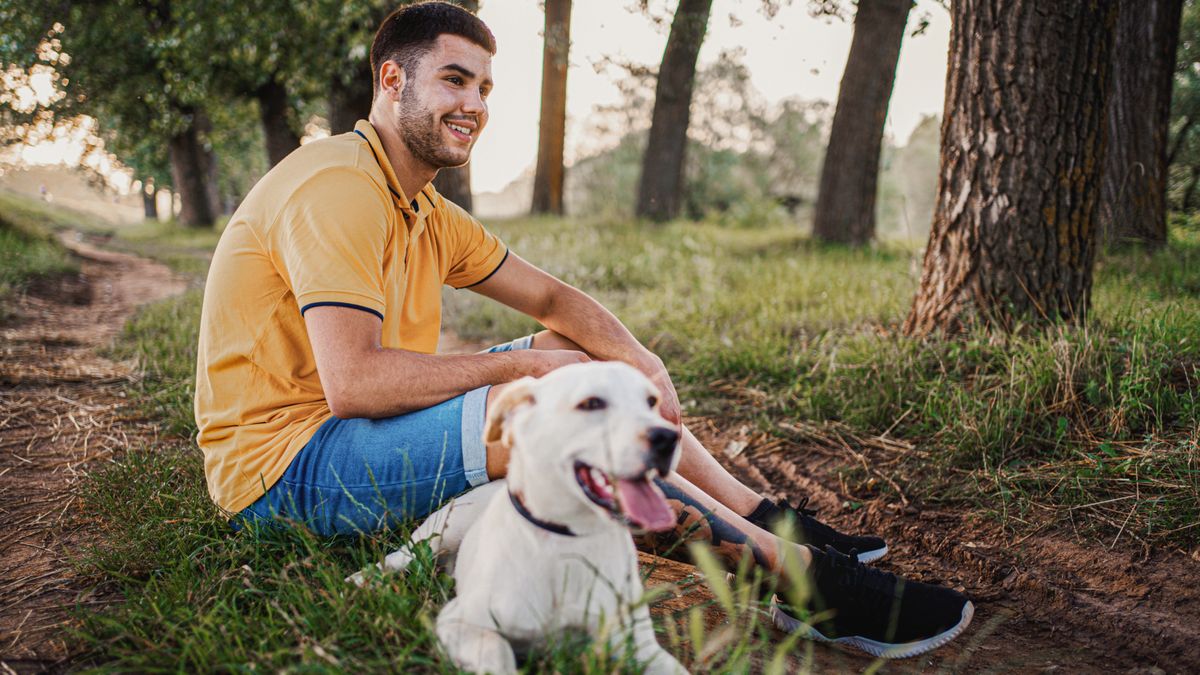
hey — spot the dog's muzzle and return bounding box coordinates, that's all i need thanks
[646,426,679,477]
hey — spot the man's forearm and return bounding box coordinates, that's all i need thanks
[536,284,658,371]
[323,348,528,419]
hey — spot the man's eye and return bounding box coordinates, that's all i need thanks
[577,397,607,411]
[447,76,463,85]
[647,396,658,408]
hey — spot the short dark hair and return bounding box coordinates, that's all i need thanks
[370,2,497,93]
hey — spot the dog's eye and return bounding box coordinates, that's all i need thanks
[647,395,658,408]
[576,397,607,411]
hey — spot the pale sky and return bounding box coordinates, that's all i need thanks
[7,1,951,196]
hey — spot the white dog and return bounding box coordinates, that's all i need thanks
[349,361,688,674]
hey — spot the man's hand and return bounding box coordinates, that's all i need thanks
[522,348,591,377]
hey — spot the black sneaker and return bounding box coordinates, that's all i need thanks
[773,545,973,659]
[746,497,888,563]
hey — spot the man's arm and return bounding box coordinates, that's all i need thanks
[304,306,586,418]
[469,253,683,425]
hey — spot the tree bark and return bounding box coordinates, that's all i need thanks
[329,70,374,135]
[1098,0,1183,248]
[434,166,473,212]
[256,77,302,166]
[168,114,220,228]
[531,0,572,215]
[904,0,1116,336]
[635,0,713,222]
[142,181,158,220]
[812,0,911,246]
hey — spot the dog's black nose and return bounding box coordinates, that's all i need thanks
[647,427,679,476]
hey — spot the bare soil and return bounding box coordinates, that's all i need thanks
[0,232,186,673]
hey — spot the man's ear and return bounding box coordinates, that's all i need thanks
[378,60,406,99]
[484,377,536,447]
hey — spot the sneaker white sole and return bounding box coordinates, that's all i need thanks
[856,545,888,564]
[771,598,975,659]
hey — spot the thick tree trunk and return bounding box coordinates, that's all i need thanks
[813,0,911,246]
[531,0,571,215]
[256,78,301,166]
[1099,0,1183,248]
[329,72,374,135]
[635,0,713,222]
[434,166,473,212]
[168,115,220,228]
[904,0,1116,336]
[142,181,158,220]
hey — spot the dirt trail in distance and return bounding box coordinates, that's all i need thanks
[0,231,186,673]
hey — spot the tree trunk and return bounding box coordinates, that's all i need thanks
[531,0,571,215]
[904,0,1116,336]
[142,181,158,220]
[1099,0,1183,248]
[256,77,301,166]
[635,0,713,222]
[168,116,220,228]
[329,72,374,135]
[434,166,473,212]
[812,0,911,246]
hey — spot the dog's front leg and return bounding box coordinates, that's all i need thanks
[437,597,518,675]
[627,605,687,675]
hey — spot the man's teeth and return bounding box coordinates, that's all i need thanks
[447,122,472,136]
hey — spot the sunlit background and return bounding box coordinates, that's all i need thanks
[1,1,947,207]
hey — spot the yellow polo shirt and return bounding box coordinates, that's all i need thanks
[194,120,508,514]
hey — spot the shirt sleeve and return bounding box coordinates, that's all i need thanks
[269,167,392,319]
[439,196,509,289]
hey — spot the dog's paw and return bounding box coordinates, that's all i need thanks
[345,563,382,587]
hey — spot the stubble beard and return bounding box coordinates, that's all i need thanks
[396,84,470,170]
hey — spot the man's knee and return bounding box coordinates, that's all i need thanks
[529,329,584,353]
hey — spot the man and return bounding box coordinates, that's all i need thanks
[194,1,971,658]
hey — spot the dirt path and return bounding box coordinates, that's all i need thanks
[0,232,186,673]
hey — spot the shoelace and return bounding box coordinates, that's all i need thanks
[781,498,839,540]
[819,546,898,613]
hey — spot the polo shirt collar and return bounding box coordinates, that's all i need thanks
[353,120,435,222]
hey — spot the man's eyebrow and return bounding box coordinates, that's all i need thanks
[439,63,493,87]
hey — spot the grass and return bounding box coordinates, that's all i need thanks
[14,202,1193,670]
[0,190,79,319]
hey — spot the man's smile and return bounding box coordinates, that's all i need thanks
[444,119,475,142]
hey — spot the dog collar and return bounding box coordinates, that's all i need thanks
[508,491,576,537]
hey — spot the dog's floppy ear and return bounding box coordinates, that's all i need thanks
[484,377,536,446]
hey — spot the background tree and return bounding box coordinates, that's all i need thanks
[1099,0,1184,247]
[905,0,1116,335]
[0,1,224,227]
[1167,0,1200,210]
[635,0,713,222]
[812,0,912,246]
[530,0,572,215]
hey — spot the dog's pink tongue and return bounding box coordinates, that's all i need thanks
[616,478,675,532]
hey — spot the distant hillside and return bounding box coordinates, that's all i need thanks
[0,165,145,226]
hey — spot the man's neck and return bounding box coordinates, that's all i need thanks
[366,115,437,202]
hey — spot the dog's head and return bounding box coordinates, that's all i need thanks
[485,361,680,534]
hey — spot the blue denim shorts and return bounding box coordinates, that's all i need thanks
[234,335,533,536]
